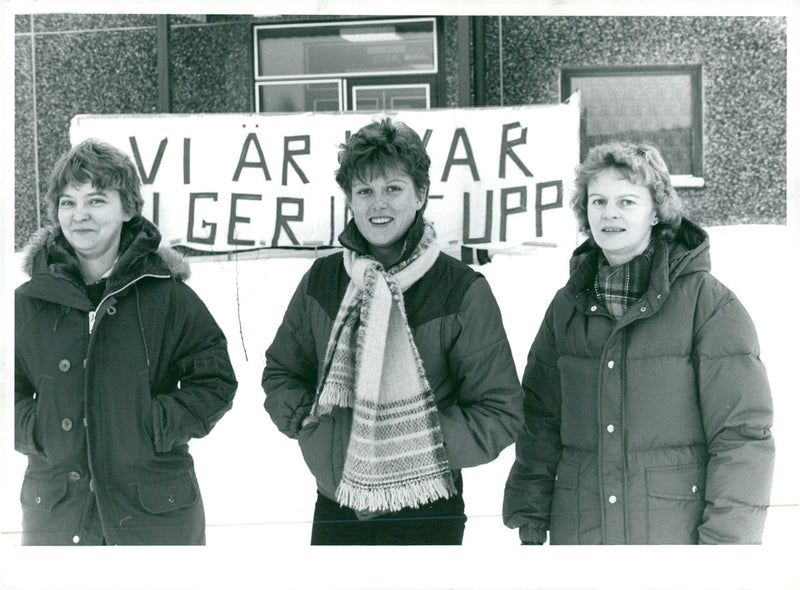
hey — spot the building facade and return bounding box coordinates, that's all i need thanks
[14,14,787,249]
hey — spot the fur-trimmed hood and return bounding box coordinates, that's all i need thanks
[22,216,190,287]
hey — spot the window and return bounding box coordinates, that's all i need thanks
[254,18,440,113]
[562,65,703,187]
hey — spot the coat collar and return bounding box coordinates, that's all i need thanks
[566,218,711,316]
[19,216,190,307]
[338,212,426,269]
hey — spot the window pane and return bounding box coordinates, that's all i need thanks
[257,81,341,113]
[571,73,694,174]
[353,85,429,110]
[256,19,436,78]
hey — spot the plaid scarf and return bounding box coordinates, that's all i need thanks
[312,222,456,513]
[594,241,656,319]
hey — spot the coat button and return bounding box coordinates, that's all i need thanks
[72,535,80,544]
[35,496,42,504]
[168,495,176,504]
[58,359,71,372]
[61,418,73,431]
[68,471,81,481]
[606,424,615,433]
[640,306,647,312]
[691,485,698,493]
[608,495,617,504]
[607,360,615,369]
[590,305,598,312]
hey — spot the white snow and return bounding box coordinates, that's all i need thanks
[2,225,799,589]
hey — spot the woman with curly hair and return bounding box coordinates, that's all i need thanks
[503,142,774,544]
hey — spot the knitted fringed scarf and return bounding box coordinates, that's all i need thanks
[312,222,456,513]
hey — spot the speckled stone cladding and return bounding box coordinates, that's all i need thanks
[483,15,786,227]
[14,14,786,247]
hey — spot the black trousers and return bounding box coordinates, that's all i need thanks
[310,478,466,545]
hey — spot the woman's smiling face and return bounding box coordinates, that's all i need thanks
[57,181,132,267]
[348,166,426,266]
[587,168,657,266]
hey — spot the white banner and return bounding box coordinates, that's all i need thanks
[70,98,580,253]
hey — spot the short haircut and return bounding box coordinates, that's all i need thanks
[45,138,144,224]
[335,118,431,201]
[570,142,683,239]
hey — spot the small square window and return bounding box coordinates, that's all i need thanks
[352,84,430,111]
[562,65,703,186]
[256,80,342,113]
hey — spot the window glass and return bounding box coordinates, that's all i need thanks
[352,85,429,111]
[257,81,341,113]
[256,19,436,79]
[563,66,702,180]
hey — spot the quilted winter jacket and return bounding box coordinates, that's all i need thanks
[262,217,523,502]
[15,216,237,545]
[503,219,774,544]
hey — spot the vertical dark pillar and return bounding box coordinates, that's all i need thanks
[471,16,486,107]
[462,16,490,265]
[456,16,472,107]
[157,15,172,113]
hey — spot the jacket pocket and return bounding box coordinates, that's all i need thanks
[646,463,705,544]
[136,471,199,514]
[136,370,155,444]
[549,459,580,544]
[32,375,56,458]
[297,414,338,498]
[20,475,68,511]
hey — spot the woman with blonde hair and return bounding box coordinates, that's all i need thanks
[503,142,774,544]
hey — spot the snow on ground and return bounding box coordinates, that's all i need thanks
[1,225,799,587]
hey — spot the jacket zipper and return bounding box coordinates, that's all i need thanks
[82,272,171,536]
[87,273,170,335]
[619,331,629,543]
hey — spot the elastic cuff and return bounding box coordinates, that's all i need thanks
[519,525,547,545]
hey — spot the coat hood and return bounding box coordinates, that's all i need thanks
[22,216,190,286]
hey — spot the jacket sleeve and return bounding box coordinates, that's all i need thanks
[261,271,318,439]
[151,283,238,453]
[502,298,562,544]
[694,288,774,544]
[436,276,523,470]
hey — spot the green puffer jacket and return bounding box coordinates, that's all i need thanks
[262,216,523,502]
[503,219,774,544]
[15,216,237,545]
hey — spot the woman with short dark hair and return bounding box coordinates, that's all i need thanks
[15,138,237,545]
[262,118,522,545]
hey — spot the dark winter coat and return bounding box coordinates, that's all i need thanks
[262,217,523,503]
[15,216,237,545]
[503,219,774,544]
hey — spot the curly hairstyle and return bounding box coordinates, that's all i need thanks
[570,142,683,240]
[45,138,144,225]
[335,118,430,203]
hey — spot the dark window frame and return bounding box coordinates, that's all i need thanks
[561,64,704,186]
[251,16,445,113]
